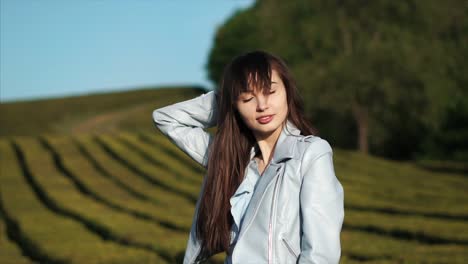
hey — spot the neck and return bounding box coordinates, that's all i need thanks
[254,123,285,165]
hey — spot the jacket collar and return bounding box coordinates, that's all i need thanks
[249,119,302,164]
[236,120,302,241]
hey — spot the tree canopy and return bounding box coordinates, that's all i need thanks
[206,0,467,161]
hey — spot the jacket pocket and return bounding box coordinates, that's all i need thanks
[281,237,299,259]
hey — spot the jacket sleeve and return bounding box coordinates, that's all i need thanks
[152,90,218,168]
[183,175,207,264]
[298,138,345,264]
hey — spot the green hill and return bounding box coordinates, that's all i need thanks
[0,87,467,263]
[0,86,206,138]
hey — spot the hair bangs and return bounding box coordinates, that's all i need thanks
[230,56,273,104]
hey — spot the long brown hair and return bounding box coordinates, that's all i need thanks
[195,50,316,261]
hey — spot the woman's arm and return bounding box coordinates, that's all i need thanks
[152,90,218,168]
[298,139,345,264]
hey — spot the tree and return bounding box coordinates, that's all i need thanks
[206,6,264,86]
[206,0,467,159]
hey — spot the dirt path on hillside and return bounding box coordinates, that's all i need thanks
[70,104,150,134]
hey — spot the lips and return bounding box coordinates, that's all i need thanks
[257,114,274,124]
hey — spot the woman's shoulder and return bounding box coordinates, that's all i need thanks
[294,134,333,161]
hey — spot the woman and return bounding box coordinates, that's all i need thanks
[153,50,344,264]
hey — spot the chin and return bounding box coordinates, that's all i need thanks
[252,122,282,135]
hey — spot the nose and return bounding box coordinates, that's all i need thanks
[256,94,269,111]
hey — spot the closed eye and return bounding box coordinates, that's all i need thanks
[241,89,275,102]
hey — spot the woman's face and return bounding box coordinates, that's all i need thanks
[236,69,288,139]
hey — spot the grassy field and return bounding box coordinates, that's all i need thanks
[1,87,467,263]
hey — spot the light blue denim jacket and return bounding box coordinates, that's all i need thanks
[152,90,345,264]
[228,142,262,260]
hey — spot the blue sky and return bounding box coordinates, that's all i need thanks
[0,0,255,102]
